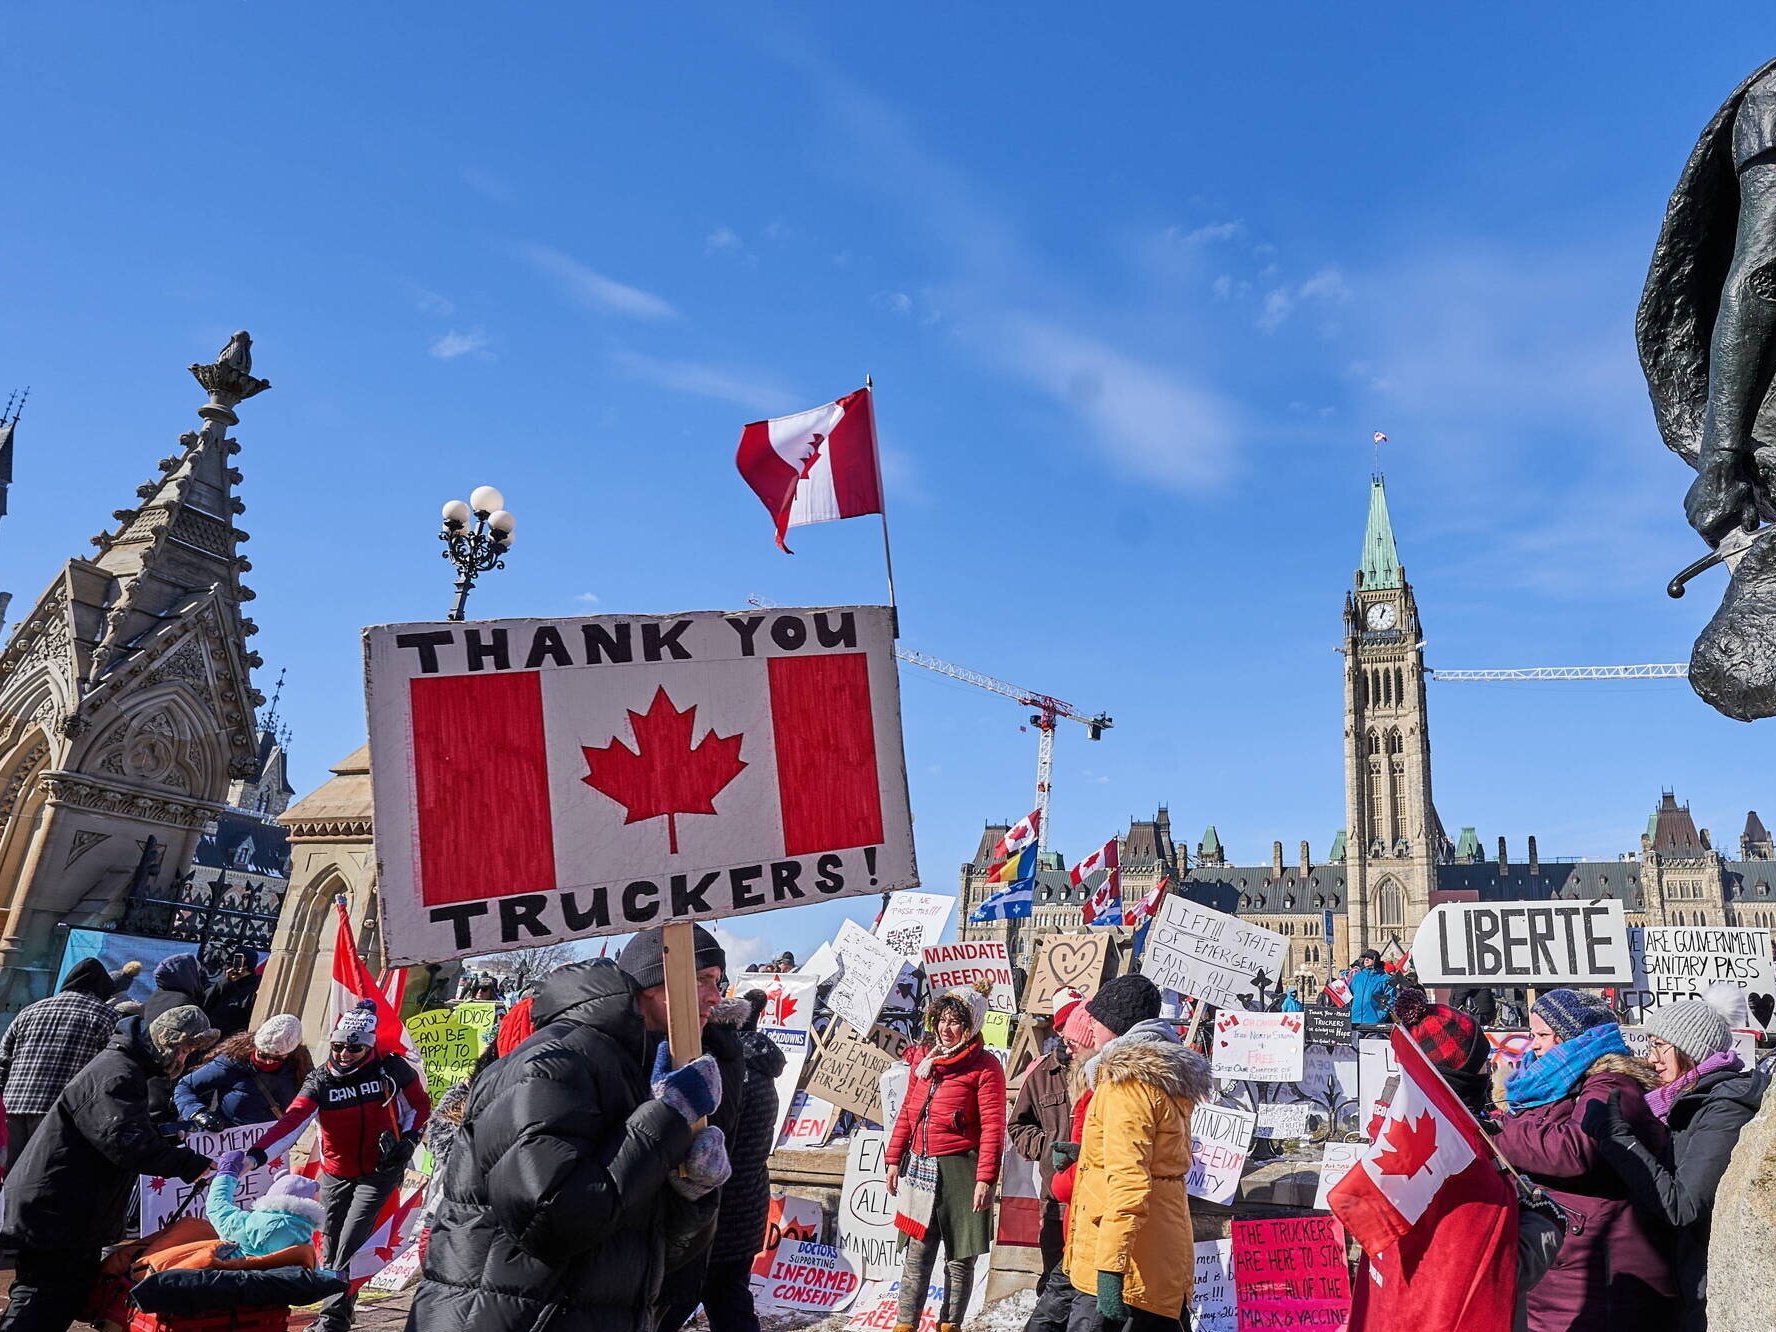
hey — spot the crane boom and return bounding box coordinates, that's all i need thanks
[1430,663,1689,681]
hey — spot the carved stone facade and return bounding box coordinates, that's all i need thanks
[0,337,269,1017]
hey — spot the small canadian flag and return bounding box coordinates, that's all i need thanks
[1075,838,1122,925]
[736,387,883,552]
[1324,973,1354,1008]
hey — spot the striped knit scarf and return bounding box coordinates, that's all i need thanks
[1505,1022,1629,1111]
[894,1150,941,1241]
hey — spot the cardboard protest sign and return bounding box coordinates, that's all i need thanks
[407,1007,481,1101]
[1302,1005,1352,1047]
[364,607,917,962]
[140,1121,278,1233]
[779,1088,839,1149]
[753,1194,824,1278]
[1191,1240,1236,1332]
[1410,900,1631,987]
[1143,897,1288,1008]
[839,1131,902,1281]
[1627,925,1775,1027]
[1024,934,1112,1011]
[453,1000,499,1047]
[828,919,905,1034]
[1211,1011,1305,1082]
[1186,1102,1257,1205]
[808,1023,898,1121]
[1231,1216,1352,1330]
[921,941,1015,1013]
[753,1241,861,1315]
[1312,1141,1366,1211]
[875,892,955,958]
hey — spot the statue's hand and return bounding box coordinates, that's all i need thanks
[1686,449,1762,546]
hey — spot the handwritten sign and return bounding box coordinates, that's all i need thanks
[753,1240,861,1315]
[981,1010,1011,1049]
[1186,1102,1257,1205]
[1191,1239,1236,1332]
[139,1120,279,1233]
[1627,925,1775,1028]
[829,919,905,1035]
[407,1007,481,1101]
[845,1259,988,1332]
[1212,1011,1305,1082]
[875,892,955,959]
[1298,1044,1360,1114]
[839,1131,902,1281]
[921,940,1016,1013]
[453,1000,499,1047]
[808,1024,898,1122]
[1143,896,1288,1007]
[1253,1100,1317,1140]
[1303,1006,1351,1047]
[1312,1142,1366,1211]
[779,1088,838,1149]
[1232,1216,1351,1330]
[1024,934,1112,1011]
[1410,900,1631,986]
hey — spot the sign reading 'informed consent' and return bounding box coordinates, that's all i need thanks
[1143,896,1288,1007]
[1410,899,1631,986]
[365,607,916,963]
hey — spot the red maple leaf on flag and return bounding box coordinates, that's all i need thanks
[581,687,748,854]
[149,1177,167,1193]
[1374,1110,1439,1178]
[776,993,799,1024]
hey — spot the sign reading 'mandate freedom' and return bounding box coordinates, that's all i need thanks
[365,606,917,964]
[1411,899,1632,987]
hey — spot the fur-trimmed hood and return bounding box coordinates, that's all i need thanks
[1090,1021,1213,1103]
[257,1193,326,1231]
[1587,1052,1663,1090]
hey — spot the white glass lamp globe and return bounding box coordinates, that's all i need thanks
[441,499,472,527]
[487,510,516,540]
[469,485,505,515]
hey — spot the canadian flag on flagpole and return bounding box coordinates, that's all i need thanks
[328,898,419,1064]
[1328,1028,1518,1332]
[1324,973,1354,1008]
[1125,873,1168,929]
[988,811,1040,864]
[736,387,883,552]
[1075,838,1122,926]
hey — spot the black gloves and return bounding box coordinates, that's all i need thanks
[1579,1089,1630,1142]
[379,1129,422,1171]
[191,1111,225,1133]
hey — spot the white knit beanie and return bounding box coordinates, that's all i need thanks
[1646,999,1733,1064]
[254,1014,305,1058]
[938,979,992,1034]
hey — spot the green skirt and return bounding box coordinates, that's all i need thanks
[900,1150,991,1261]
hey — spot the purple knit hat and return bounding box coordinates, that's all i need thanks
[262,1173,321,1206]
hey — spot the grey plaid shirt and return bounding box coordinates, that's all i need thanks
[0,990,119,1114]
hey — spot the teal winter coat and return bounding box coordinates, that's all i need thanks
[206,1171,325,1257]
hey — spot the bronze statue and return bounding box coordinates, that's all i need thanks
[1640,57,1776,720]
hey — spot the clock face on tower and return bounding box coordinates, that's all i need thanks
[1365,602,1398,631]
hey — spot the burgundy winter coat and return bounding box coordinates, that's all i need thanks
[1495,1057,1679,1332]
[886,1038,1006,1184]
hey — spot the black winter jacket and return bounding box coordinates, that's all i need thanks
[1592,1062,1770,1332]
[644,1016,750,1278]
[709,1029,786,1263]
[0,1017,209,1251]
[408,960,696,1332]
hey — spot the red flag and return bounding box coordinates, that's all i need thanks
[329,899,413,1060]
[1324,973,1353,1008]
[1329,1028,1517,1332]
[736,387,882,552]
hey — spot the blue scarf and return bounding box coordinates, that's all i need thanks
[1506,1022,1630,1111]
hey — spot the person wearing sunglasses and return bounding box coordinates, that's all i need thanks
[245,999,431,1332]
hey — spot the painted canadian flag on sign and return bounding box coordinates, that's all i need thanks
[736,388,883,551]
[365,608,917,963]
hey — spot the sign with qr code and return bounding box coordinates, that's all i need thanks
[872,891,954,959]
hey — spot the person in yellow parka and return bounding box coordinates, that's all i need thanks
[1064,975,1213,1332]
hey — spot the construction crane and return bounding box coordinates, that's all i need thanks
[744,599,1111,848]
[1430,663,1689,682]
[893,647,1112,848]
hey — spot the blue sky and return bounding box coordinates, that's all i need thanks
[3,6,1775,965]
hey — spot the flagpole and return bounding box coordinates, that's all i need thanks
[865,374,900,638]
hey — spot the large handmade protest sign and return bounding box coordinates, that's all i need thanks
[753,1194,824,1278]
[753,1241,861,1316]
[808,1022,899,1121]
[1411,899,1632,987]
[365,607,916,962]
[840,1131,901,1281]
[1191,1240,1236,1332]
[1626,925,1775,1027]
[875,892,955,959]
[779,1088,840,1149]
[1143,896,1288,1008]
[407,1007,481,1101]
[828,919,906,1034]
[1211,1010,1305,1082]
[922,941,1016,1013]
[140,1121,278,1233]
[1231,1216,1352,1331]
[1024,933,1112,1011]
[1186,1102,1257,1205]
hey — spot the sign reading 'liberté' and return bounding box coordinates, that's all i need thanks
[365,607,916,964]
[1411,900,1632,987]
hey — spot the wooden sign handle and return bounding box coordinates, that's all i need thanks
[661,921,706,1072]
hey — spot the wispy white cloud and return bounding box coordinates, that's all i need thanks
[704,226,759,269]
[1164,220,1244,246]
[428,328,492,361]
[515,242,677,321]
[872,290,913,315]
[1259,267,1349,333]
[610,349,794,415]
[576,591,601,604]
[412,287,456,317]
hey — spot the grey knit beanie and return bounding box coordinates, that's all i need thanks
[1646,999,1733,1065]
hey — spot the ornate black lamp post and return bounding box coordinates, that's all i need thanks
[439,485,516,621]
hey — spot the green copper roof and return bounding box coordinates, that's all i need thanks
[1454,826,1482,860]
[1359,476,1402,590]
[1200,825,1223,854]
[1329,829,1347,861]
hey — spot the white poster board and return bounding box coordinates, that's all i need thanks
[779,1088,839,1149]
[1191,1239,1236,1332]
[738,971,819,1144]
[839,1130,902,1281]
[875,892,955,958]
[364,607,917,962]
[139,1120,278,1233]
[921,941,1016,1013]
[828,919,905,1035]
[1143,896,1288,1007]
[1626,925,1775,1028]
[1185,1102,1257,1205]
[752,1240,861,1315]
[1210,1010,1305,1082]
[1357,1035,1400,1137]
[1410,900,1632,987]
[1312,1142,1367,1211]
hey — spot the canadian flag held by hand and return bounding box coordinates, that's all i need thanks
[736,388,883,552]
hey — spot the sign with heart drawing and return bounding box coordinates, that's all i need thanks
[1024,933,1112,1013]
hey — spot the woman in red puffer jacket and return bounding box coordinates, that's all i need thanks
[884,980,1005,1332]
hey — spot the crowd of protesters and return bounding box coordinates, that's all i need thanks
[1,930,1773,1332]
